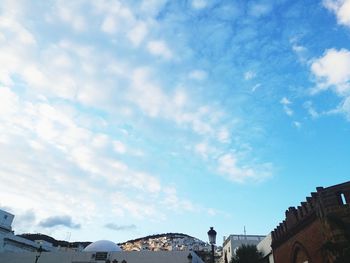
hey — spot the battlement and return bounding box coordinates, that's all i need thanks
[271,194,317,245]
[271,181,350,247]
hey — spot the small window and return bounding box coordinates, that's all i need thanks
[340,193,347,205]
[95,252,108,260]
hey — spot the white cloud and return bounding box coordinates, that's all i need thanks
[129,68,225,139]
[94,1,150,46]
[173,89,187,108]
[244,71,256,80]
[192,0,207,9]
[129,67,168,117]
[217,127,230,143]
[293,121,301,128]
[129,172,161,193]
[0,27,224,164]
[101,15,118,34]
[304,101,320,119]
[12,210,36,232]
[140,0,167,17]
[111,185,198,220]
[147,40,173,60]
[217,153,272,183]
[127,21,148,46]
[129,69,249,187]
[248,3,272,17]
[113,140,127,154]
[162,187,197,213]
[280,97,291,105]
[0,87,168,227]
[291,38,308,63]
[292,44,306,53]
[280,97,293,116]
[51,53,73,69]
[195,142,209,159]
[341,96,350,119]
[323,0,350,27]
[0,17,36,45]
[91,134,109,148]
[251,83,261,92]
[56,2,87,31]
[130,68,183,118]
[309,49,350,120]
[0,30,99,101]
[189,70,207,81]
[95,1,137,36]
[110,192,162,220]
[0,87,19,116]
[284,108,293,116]
[0,1,246,240]
[311,48,350,95]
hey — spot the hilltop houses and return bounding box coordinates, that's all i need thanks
[121,233,211,252]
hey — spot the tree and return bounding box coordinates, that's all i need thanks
[230,244,263,263]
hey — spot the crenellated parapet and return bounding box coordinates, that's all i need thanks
[271,181,350,248]
[271,193,318,246]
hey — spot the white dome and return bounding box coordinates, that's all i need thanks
[84,240,122,252]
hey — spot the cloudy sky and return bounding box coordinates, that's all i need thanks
[1,0,350,243]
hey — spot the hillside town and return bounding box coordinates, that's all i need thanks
[120,233,212,252]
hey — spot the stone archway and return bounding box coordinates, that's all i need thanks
[291,242,311,263]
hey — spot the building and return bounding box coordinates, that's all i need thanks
[0,209,14,232]
[0,210,205,263]
[222,234,265,263]
[0,209,53,252]
[120,233,210,252]
[257,233,274,263]
[271,181,350,263]
[0,245,205,263]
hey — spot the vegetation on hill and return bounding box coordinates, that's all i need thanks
[18,233,91,248]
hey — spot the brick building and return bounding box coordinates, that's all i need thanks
[271,181,350,263]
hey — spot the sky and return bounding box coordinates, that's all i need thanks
[0,0,350,245]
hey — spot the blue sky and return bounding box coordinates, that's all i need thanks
[0,0,350,244]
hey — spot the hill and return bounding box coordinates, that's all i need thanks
[19,232,210,252]
[119,232,210,252]
[18,233,91,249]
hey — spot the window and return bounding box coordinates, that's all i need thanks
[95,252,108,260]
[293,247,309,263]
[340,193,347,205]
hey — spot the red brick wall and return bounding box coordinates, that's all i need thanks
[273,219,326,263]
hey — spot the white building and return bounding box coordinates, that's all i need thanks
[222,234,265,263]
[0,241,205,263]
[0,209,14,231]
[257,233,274,263]
[0,209,53,252]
